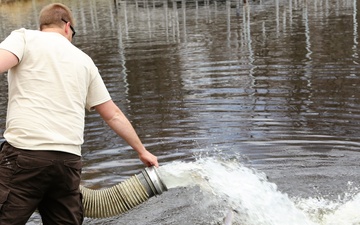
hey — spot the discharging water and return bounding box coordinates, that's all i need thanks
[85,157,360,224]
[0,0,360,224]
[158,158,360,225]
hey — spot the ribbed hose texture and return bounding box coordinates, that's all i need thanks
[80,175,149,218]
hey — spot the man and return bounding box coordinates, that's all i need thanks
[0,3,158,225]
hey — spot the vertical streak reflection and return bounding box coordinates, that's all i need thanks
[172,1,180,43]
[226,0,231,47]
[304,2,312,61]
[116,1,129,98]
[164,1,169,42]
[243,4,255,91]
[182,0,187,43]
[275,0,279,36]
[303,1,313,100]
[353,0,359,64]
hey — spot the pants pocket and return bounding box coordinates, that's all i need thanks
[64,159,82,171]
[11,154,53,188]
[16,154,53,170]
[63,159,82,191]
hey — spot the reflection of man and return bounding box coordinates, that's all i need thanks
[0,3,158,224]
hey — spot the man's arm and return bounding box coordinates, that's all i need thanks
[0,49,19,73]
[95,100,159,167]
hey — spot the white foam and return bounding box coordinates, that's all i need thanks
[158,157,360,225]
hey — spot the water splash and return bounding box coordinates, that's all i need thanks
[296,192,360,225]
[158,157,360,225]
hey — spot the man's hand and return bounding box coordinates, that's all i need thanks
[138,149,159,167]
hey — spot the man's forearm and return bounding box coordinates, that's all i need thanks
[105,110,147,154]
[95,100,159,167]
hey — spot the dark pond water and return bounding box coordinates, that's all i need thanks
[1,0,360,224]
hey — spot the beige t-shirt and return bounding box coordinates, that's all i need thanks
[0,28,111,156]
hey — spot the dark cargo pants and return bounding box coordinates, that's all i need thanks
[0,142,84,225]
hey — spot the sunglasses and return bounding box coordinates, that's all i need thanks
[61,19,76,38]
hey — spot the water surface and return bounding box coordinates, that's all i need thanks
[1,0,360,224]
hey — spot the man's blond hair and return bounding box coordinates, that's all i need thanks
[39,3,75,30]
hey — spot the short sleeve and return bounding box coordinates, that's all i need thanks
[85,66,112,111]
[0,28,26,62]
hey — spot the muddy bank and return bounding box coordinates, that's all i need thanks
[84,186,229,225]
